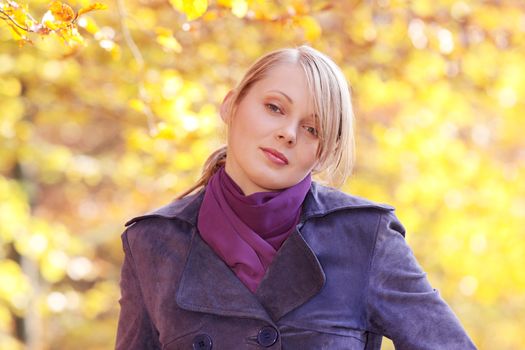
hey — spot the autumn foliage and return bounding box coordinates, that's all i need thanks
[1,0,525,349]
[0,0,106,45]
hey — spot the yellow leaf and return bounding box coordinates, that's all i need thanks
[6,23,26,41]
[78,2,108,17]
[411,0,434,18]
[174,152,195,171]
[155,27,171,36]
[129,99,145,112]
[296,15,322,41]
[11,5,29,28]
[155,123,176,139]
[155,27,182,53]
[77,16,100,34]
[49,0,75,22]
[42,13,60,31]
[169,0,208,21]
[62,27,85,46]
[231,0,248,18]
[157,35,182,53]
[0,260,30,299]
[202,11,218,21]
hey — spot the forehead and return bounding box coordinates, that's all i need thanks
[256,63,307,89]
[250,63,313,109]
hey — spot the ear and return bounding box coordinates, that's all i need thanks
[220,90,234,124]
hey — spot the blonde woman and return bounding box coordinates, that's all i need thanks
[116,46,476,350]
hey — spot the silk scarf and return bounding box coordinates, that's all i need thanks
[197,166,311,292]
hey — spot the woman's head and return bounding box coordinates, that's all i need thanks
[222,46,354,192]
[181,45,354,197]
[221,61,320,194]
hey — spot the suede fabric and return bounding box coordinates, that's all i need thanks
[116,182,477,350]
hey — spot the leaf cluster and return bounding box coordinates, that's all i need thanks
[0,0,106,46]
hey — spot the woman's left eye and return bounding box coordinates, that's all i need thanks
[304,126,318,136]
[265,103,282,114]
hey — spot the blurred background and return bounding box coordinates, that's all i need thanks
[1,0,524,349]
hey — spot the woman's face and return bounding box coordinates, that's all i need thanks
[222,62,320,195]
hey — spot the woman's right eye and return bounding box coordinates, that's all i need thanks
[265,103,282,114]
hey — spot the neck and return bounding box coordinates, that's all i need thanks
[224,161,271,196]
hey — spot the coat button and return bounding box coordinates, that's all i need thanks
[257,326,278,347]
[192,334,212,350]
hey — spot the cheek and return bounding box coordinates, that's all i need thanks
[229,115,251,140]
[231,107,261,134]
[298,142,320,168]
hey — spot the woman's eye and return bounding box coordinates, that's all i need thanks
[304,126,318,137]
[265,103,282,114]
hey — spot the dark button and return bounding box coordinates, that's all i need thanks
[192,334,212,350]
[257,326,278,347]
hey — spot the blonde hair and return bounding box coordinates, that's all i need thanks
[179,45,355,198]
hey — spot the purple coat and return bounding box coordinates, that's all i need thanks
[116,182,476,349]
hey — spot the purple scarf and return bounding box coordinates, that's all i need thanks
[197,166,311,292]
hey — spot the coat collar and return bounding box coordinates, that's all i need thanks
[124,182,394,322]
[124,182,394,228]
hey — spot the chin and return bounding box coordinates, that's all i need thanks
[255,177,295,191]
[246,175,280,191]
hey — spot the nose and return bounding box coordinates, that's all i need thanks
[276,124,297,146]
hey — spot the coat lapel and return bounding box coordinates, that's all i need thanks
[176,229,273,322]
[176,227,325,323]
[255,228,326,321]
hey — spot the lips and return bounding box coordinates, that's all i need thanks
[261,147,289,165]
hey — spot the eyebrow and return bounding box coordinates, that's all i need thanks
[267,90,293,104]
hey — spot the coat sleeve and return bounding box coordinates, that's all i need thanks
[116,229,162,350]
[365,212,477,349]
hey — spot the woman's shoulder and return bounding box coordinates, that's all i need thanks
[306,183,406,239]
[124,190,204,229]
[304,182,395,217]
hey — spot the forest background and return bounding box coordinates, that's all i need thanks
[1,0,524,349]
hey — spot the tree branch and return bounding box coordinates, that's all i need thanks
[0,9,29,32]
[116,0,157,135]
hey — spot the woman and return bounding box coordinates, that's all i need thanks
[116,46,476,349]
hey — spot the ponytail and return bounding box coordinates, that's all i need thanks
[177,146,227,199]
